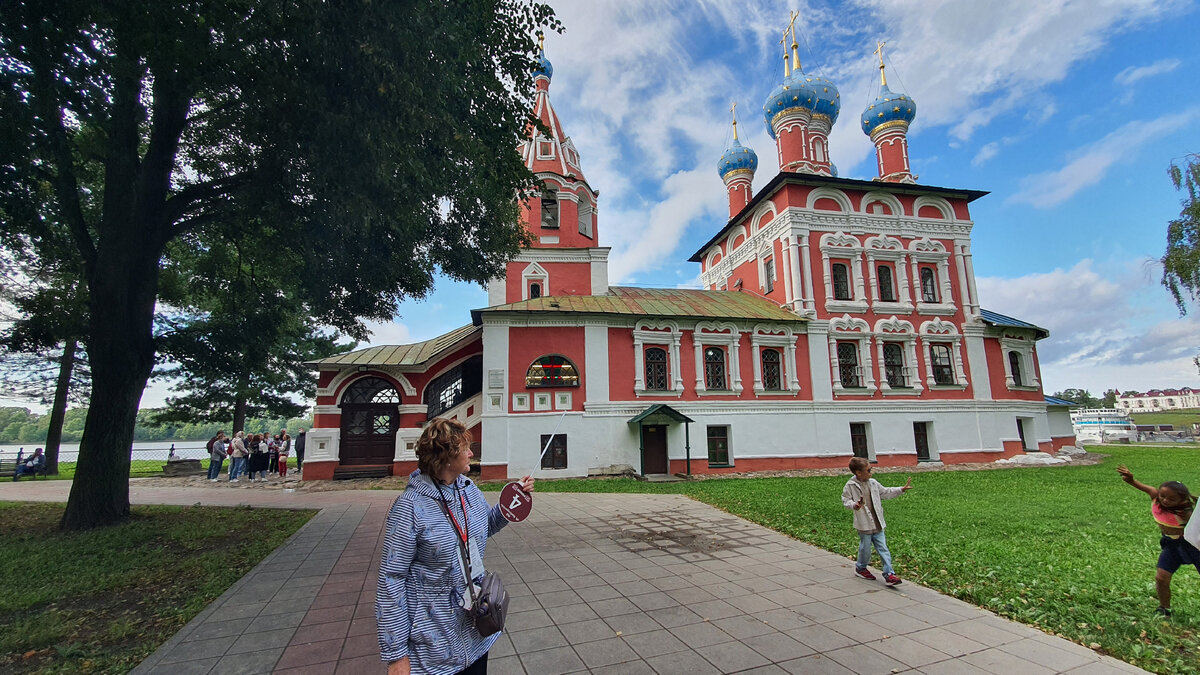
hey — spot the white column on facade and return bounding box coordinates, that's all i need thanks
[919,338,933,387]
[954,241,970,314]
[897,254,912,304]
[952,340,967,384]
[906,338,923,392]
[584,324,609,402]
[866,253,879,303]
[752,342,763,390]
[827,333,841,391]
[963,243,980,316]
[730,335,743,393]
[821,251,833,300]
[853,252,867,302]
[909,257,921,302]
[480,322,511,469]
[785,343,800,391]
[780,236,794,307]
[875,337,889,391]
[671,334,684,391]
[939,258,953,305]
[632,334,645,390]
[799,234,814,312]
[964,329,989,399]
[693,339,706,392]
[1030,346,1041,387]
[808,321,833,399]
[860,337,877,391]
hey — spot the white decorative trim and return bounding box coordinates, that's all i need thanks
[828,314,875,393]
[554,392,572,410]
[913,195,955,221]
[521,262,549,300]
[512,393,530,411]
[633,319,683,394]
[919,319,968,389]
[999,335,1040,389]
[694,321,743,394]
[806,187,853,213]
[317,370,417,399]
[533,392,552,411]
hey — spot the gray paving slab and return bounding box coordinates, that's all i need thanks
[0,480,1151,674]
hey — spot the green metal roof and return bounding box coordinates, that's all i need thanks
[473,286,805,324]
[307,324,479,368]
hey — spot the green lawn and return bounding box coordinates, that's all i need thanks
[486,446,1199,674]
[0,503,315,674]
[32,457,300,480]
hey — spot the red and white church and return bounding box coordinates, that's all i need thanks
[301,44,1076,481]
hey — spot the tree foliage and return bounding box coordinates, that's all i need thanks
[0,0,558,529]
[1051,388,1103,408]
[1162,153,1200,313]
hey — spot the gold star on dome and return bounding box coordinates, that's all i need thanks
[823,87,829,92]
[792,95,798,101]
[893,106,901,112]
[907,108,913,113]
[877,112,884,118]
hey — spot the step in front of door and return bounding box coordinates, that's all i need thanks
[332,465,393,480]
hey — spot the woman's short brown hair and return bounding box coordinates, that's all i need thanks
[417,417,471,480]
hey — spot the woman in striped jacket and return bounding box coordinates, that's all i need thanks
[377,418,534,675]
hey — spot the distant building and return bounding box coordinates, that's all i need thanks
[301,40,1074,481]
[1117,388,1200,411]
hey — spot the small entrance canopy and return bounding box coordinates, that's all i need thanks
[627,404,695,476]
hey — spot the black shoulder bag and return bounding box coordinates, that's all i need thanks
[436,484,509,637]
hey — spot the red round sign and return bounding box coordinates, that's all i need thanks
[499,482,533,522]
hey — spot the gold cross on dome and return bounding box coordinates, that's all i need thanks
[730,101,739,140]
[873,40,888,86]
[538,32,544,51]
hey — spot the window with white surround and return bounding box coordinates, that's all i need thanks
[821,232,867,312]
[832,263,852,300]
[693,322,742,394]
[837,342,862,388]
[763,257,775,294]
[919,267,938,303]
[1000,336,1040,390]
[634,321,683,395]
[1009,351,1023,387]
[761,349,782,390]
[750,324,801,395]
[865,235,910,311]
[829,316,874,393]
[919,318,967,389]
[909,238,955,315]
[878,265,896,302]
[883,343,907,387]
[521,262,548,300]
[529,283,541,299]
[873,317,921,394]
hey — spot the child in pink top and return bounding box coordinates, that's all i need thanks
[1117,465,1198,618]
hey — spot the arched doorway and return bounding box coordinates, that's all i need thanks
[339,376,399,465]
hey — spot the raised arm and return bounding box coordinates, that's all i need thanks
[1116,465,1158,499]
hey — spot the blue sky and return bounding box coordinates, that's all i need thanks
[129,0,1199,410]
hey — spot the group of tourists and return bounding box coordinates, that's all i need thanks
[206,428,307,483]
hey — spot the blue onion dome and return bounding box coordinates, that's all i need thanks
[828,162,838,177]
[805,75,841,124]
[533,49,553,80]
[860,84,917,135]
[762,71,818,139]
[717,137,758,180]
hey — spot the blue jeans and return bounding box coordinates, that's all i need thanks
[229,457,246,480]
[207,457,224,480]
[857,531,894,575]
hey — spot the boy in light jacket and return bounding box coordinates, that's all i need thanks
[842,456,912,585]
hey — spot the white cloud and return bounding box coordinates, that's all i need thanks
[363,319,412,348]
[977,260,1200,393]
[1009,109,1198,207]
[1115,58,1181,86]
[972,142,999,166]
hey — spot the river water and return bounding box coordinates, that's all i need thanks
[0,441,209,462]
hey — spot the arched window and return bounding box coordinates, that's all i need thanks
[832,263,852,300]
[704,347,727,390]
[920,267,938,303]
[877,265,896,302]
[929,344,955,385]
[761,349,782,391]
[644,347,668,391]
[1008,351,1024,387]
[341,376,400,404]
[529,283,542,299]
[525,355,579,388]
[883,343,906,387]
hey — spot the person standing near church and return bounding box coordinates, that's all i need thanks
[295,428,306,473]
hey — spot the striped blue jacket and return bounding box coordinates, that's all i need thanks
[376,470,509,672]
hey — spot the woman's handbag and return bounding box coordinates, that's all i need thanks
[469,571,509,637]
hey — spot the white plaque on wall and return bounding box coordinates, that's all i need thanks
[488,369,505,389]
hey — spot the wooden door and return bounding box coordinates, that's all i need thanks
[642,425,668,474]
[913,422,930,461]
[340,404,398,465]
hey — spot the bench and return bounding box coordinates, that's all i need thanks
[0,458,48,479]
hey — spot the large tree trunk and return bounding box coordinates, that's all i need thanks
[42,338,76,475]
[233,384,248,434]
[60,240,160,531]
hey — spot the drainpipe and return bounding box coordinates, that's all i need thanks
[685,422,692,477]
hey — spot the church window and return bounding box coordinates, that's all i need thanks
[761,349,782,391]
[837,342,861,388]
[883,343,907,387]
[644,347,668,391]
[920,267,938,303]
[529,283,541,299]
[832,263,852,300]
[525,355,580,388]
[929,344,955,385]
[424,356,483,419]
[541,197,559,229]
[1008,351,1024,387]
[877,265,896,302]
[704,347,727,390]
[540,434,567,469]
[537,140,554,158]
[763,257,775,294]
[578,199,593,238]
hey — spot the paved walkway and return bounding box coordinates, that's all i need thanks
[2,480,1146,674]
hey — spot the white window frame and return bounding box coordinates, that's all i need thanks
[919,318,967,390]
[1000,336,1040,390]
[750,324,801,395]
[693,321,743,394]
[828,315,875,394]
[864,234,912,313]
[820,232,868,313]
[873,317,922,395]
[521,262,549,300]
[633,321,683,397]
[909,238,956,316]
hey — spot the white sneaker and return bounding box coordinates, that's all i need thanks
[209,478,217,482]
[230,479,239,483]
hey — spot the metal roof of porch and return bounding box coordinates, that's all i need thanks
[306,324,479,368]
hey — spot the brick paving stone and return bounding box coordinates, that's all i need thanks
[694,640,772,672]
[779,653,857,674]
[624,628,690,658]
[573,636,641,668]
[516,645,585,674]
[644,649,723,675]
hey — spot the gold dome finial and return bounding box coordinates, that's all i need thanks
[731,101,739,141]
[874,40,888,87]
[779,27,790,77]
[538,32,545,52]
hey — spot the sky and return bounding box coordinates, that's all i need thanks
[42,0,1200,412]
